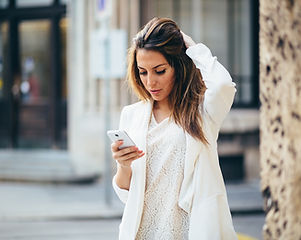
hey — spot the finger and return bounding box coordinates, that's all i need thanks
[180,31,189,41]
[137,152,145,159]
[111,140,124,152]
[180,31,195,48]
[118,151,145,165]
[113,146,138,159]
[119,151,142,161]
[116,152,140,165]
[117,149,144,162]
[127,152,145,162]
[118,146,138,156]
[180,30,187,37]
[128,151,145,161]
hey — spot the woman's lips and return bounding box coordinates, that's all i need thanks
[150,89,161,95]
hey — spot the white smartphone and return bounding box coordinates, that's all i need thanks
[107,130,136,149]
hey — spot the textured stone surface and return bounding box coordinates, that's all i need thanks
[260,0,301,239]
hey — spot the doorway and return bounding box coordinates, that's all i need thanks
[0,1,67,149]
[18,20,52,148]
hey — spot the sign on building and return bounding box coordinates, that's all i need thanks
[96,0,112,20]
[90,29,127,79]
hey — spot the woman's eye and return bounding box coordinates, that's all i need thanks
[156,69,166,75]
[139,72,147,76]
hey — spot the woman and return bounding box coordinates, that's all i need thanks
[111,17,238,240]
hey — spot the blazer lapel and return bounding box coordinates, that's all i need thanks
[130,100,153,235]
[179,132,203,213]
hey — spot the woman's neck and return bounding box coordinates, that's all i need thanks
[153,100,172,123]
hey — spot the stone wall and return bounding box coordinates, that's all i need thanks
[260,0,301,239]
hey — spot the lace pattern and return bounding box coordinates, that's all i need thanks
[135,114,189,240]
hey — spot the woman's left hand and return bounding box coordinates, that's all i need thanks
[181,31,196,48]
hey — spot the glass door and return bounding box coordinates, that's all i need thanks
[17,20,52,148]
[0,21,10,147]
[0,1,67,149]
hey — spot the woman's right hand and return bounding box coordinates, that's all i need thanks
[111,141,145,168]
[181,31,196,48]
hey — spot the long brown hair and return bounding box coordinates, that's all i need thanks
[127,17,208,144]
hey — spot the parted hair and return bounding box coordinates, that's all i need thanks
[127,17,208,144]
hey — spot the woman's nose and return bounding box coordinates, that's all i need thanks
[147,74,157,88]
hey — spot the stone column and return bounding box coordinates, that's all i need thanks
[260,1,301,239]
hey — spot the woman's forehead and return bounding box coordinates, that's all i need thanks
[136,49,168,68]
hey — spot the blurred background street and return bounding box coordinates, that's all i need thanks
[0,216,265,240]
[0,178,264,240]
[0,150,265,240]
[0,181,265,240]
[0,0,264,239]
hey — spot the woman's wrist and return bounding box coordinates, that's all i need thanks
[116,164,132,190]
[118,164,132,170]
[117,163,132,177]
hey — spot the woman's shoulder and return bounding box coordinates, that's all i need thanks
[119,100,151,129]
[121,100,149,113]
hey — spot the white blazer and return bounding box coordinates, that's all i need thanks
[113,43,238,240]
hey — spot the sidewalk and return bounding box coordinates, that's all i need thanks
[0,150,99,183]
[0,180,263,221]
[0,149,123,221]
[0,149,264,238]
[226,180,264,214]
[0,149,264,218]
[0,181,123,221]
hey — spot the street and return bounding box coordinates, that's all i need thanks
[0,178,264,239]
[0,214,265,240]
[0,219,121,240]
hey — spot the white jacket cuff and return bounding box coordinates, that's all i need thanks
[112,174,129,204]
[186,43,216,77]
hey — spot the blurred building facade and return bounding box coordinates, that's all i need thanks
[0,0,260,181]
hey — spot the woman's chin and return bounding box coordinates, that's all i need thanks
[151,96,162,102]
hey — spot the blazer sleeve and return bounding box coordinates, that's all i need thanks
[112,106,129,204]
[186,43,236,128]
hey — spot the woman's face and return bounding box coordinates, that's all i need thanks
[136,49,175,105]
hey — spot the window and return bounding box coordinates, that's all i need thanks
[0,22,8,99]
[16,0,53,7]
[0,21,9,147]
[0,0,8,8]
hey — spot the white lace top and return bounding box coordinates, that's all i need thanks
[135,113,189,240]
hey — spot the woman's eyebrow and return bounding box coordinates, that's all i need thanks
[152,63,168,69]
[137,63,168,70]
